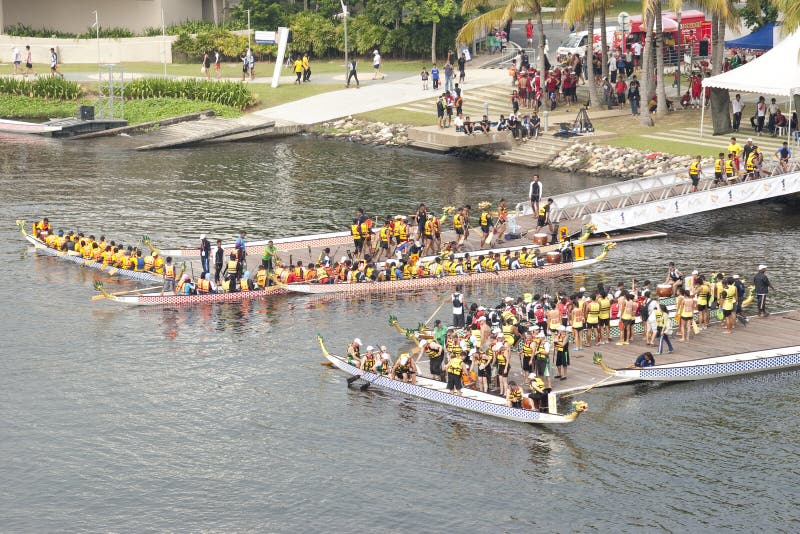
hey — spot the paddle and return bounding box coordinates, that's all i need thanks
[424,294,450,327]
[91,285,162,301]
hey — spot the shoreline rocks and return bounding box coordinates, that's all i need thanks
[549,143,714,178]
[313,117,411,147]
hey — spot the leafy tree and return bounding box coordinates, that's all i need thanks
[773,0,800,34]
[289,11,337,55]
[406,0,459,63]
[738,0,779,31]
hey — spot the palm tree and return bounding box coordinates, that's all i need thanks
[563,0,602,108]
[458,0,548,74]
[639,4,655,126]
[774,0,800,33]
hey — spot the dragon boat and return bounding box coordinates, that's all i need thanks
[282,242,615,296]
[93,280,287,306]
[593,346,800,382]
[318,335,588,424]
[17,220,163,284]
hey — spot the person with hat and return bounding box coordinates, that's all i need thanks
[754,264,773,317]
[200,234,211,273]
[390,353,416,384]
[347,338,362,365]
[360,346,377,372]
[372,50,384,80]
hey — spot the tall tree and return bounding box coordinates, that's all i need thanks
[774,0,800,33]
[458,0,547,74]
[654,0,667,116]
[639,2,655,126]
[409,0,458,64]
[564,0,601,109]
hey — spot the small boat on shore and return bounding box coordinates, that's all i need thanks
[283,242,615,296]
[593,346,800,381]
[17,220,163,284]
[93,280,287,306]
[318,336,588,424]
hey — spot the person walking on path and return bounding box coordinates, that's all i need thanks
[656,304,674,354]
[731,93,744,132]
[241,49,249,81]
[420,67,429,90]
[628,75,641,116]
[214,50,221,79]
[202,51,211,80]
[754,264,774,317]
[372,50,385,79]
[302,52,311,82]
[49,48,63,79]
[346,58,359,88]
[11,47,21,75]
[444,61,454,92]
[23,45,35,78]
[431,64,440,90]
[293,57,303,84]
[458,53,466,84]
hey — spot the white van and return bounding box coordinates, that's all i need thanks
[556,27,617,62]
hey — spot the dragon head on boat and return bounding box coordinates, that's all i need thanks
[141,235,160,255]
[562,400,589,421]
[594,242,616,261]
[592,352,616,374]
[579,223,596,242]
[16,219,26,234]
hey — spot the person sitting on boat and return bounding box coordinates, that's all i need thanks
[376,346,392,375]
[175,274,195,296]
[255,265,269,288]
[632,351,655,368]
[360,346,377,372]
[196,272,215,294]
[240,271,255,292]
[417,338,445,381]
[152,252,164,274]
[390,353,417,384]
[347,338,362,365]
[665,261,684,293]
[560,239,574,263]
[506,381,523,408]
[527,373,549,412]
[34,217,51,239]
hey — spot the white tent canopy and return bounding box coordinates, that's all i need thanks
[700,29,800,139]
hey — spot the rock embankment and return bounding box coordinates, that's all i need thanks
[314,117,411,147]
[549,143,713,177]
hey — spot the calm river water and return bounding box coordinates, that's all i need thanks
[1,134,799,532]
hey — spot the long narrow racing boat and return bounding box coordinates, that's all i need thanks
[593,346,800,381]
[93,280,287,306]
[284,242,615,296]
[17,220,163,284]
[319,336,588,424]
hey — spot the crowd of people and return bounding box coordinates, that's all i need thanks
[343,259,773,411]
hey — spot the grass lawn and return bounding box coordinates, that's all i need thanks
[246,82,342,110]
[356,108,436,127]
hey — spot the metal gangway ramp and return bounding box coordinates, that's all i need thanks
[517,164,800,233]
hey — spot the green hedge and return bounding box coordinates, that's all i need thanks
[122,78,255,110]
[4,22,135,39]
[0,77,81,99]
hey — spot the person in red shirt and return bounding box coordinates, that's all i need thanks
[525,19,534,48]
[690,73,702,108]
[615,77,627,105]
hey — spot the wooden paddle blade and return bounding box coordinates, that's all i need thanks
[359,382,370,391]
[346,376,360,387]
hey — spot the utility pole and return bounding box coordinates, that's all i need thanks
[340,0,348,82]
[247,9,251,51]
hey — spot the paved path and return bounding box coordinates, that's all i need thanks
[252,68,506,125]
[641,126,794,153]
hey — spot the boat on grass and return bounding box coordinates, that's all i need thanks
[17,220,163,284]
[283,242,615,296]
[593,346,800,381]
[93,280,287,306]
[318,335,588,424]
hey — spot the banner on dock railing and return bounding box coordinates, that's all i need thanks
[589,172,800,233]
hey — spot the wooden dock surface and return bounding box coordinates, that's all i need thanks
[134,115,275,150]
[473,310,800,397]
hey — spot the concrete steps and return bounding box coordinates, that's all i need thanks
[497,134,572,167]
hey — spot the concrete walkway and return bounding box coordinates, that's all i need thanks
[252,68,506,125]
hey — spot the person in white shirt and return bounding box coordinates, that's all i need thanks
[452,287,465,327]
[631,41,642,69]
[372,50,384,79]
[731,93,744,132]
[12,47,21,74]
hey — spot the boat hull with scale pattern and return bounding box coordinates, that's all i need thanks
[319,336,585,424]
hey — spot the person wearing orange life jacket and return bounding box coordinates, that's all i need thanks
[101,246,114,265]
[152,252,164,274]
[34,217,51,239]
[175,274,195,295]
[161,256,177,293]
[222,252,241,292]
[144,252,155,271]
[196,272,214,294]
[255,265,269,288]
[286,261,305,283]
[240,271,253,292]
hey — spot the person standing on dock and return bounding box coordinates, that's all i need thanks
[199,234,211,273]
[754,264,774,317]
[235,231,247,267]
[261,240,278,273]
[529,174,542,214]
[213,239,224,284]
[656,304,674,354]
[452,286,465,328]
[687,155,703,192]
[721,277,737,333]
[534,198,554,242]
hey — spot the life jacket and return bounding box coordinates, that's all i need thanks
[453,214,463,230]
[153,256,164,274]
[424,219,434,237]
[164,264,175,279]
[379,227,390,243]
[689,160,700,175]
[725,159,734,176]
[447,357,463,375]
[480,212,490,226]
[508,388,522,403]
[394,222,408,242]
[227,259,239,276]
[144,255,155,270]
[351,224,361,239]
[196,278,211,294]
[714,158,723,173]
[241,278,251,291]
[362,355,375,372]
